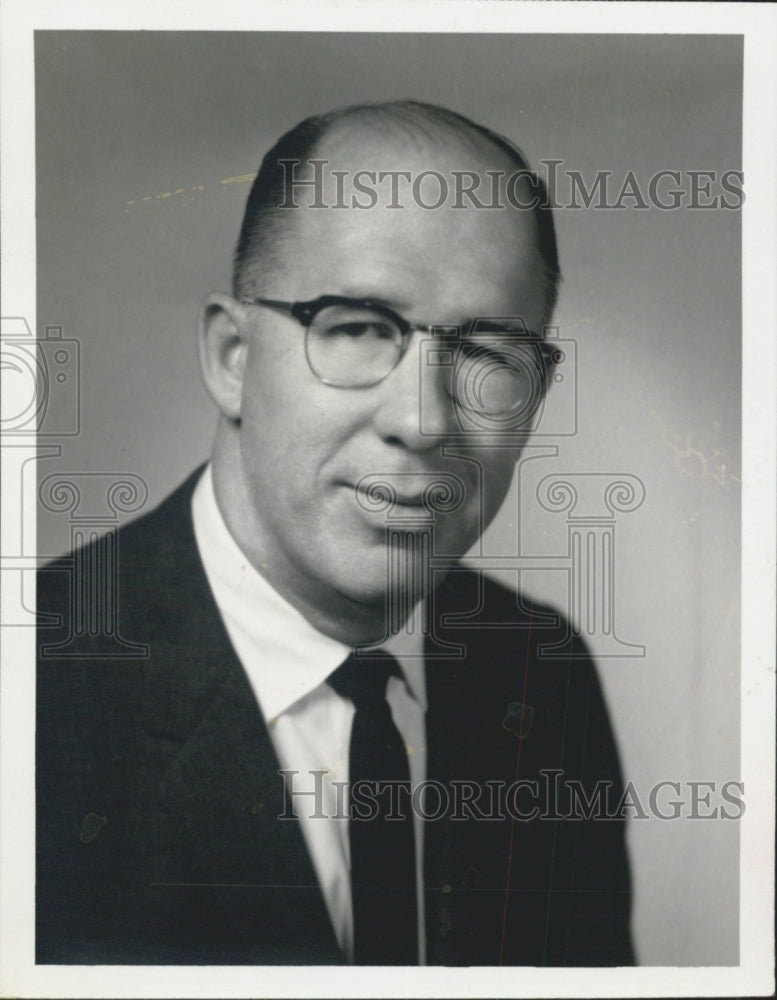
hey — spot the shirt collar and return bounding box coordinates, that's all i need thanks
[191,465,425,719]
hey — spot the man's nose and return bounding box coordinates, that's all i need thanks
[372,331,455,450]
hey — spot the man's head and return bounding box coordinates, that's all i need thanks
[199,100,559,643]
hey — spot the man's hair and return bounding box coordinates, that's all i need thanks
[233,99,561,321]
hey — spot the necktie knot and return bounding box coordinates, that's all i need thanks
[327,653,399,711]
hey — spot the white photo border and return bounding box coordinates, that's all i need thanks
[1,2,774,997]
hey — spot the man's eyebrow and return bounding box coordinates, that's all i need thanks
[462,317,540,336]
[328,292,540,336]
[336,288,412,310]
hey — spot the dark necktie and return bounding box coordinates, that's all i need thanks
[328,653,418,965]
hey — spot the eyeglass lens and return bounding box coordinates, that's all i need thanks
[306,303,547,417]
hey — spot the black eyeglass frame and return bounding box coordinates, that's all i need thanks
[240,293,556,391]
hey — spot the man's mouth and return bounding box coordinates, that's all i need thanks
[349,482,429,510]
[345,471,469,518]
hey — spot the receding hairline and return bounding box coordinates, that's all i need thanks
[309,102,522,162]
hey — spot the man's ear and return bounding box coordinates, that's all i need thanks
[198,292,249,421]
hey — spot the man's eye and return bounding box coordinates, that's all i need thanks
[459,338,544,368]
[459,340,516,367]
[327,321,394,340]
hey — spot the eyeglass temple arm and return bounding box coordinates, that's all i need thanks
[241,296,290,313]
[241,297,319,327]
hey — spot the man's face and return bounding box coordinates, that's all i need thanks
[227,130,548,630]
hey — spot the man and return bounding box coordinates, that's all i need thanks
[37,101,634,966]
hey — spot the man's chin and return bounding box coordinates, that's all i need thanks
[332,561,431,617]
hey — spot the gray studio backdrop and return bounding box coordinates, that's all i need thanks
[35,32,742,966]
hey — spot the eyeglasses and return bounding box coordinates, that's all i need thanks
[241,294,555,418]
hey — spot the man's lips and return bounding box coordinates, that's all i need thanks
[365,490,427,507]
[347,483,428,506]
[338,471,470,516]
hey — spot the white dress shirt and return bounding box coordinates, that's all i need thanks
[191,466,427,963]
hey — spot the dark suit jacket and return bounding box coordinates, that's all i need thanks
[37,469,634,965]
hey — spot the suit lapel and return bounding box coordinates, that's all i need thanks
[131,472,342,962]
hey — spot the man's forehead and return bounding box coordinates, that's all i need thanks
[278,208,544,328]
[284,147,537,282]
[284,122,535,241]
